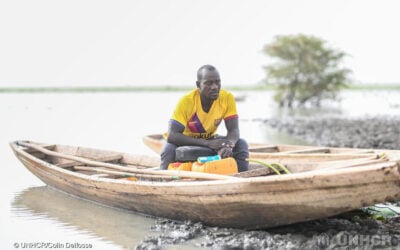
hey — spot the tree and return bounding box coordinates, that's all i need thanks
[263,34,351,108]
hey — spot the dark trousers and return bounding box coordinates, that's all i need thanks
[160,138,249,172]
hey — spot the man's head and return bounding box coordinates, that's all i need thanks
[196,65,221,100]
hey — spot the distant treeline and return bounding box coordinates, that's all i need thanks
[0,86,193,93]
[0,84,399,93]
[0,85,271,93]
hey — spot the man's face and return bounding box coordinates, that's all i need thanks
[197,70,221,100]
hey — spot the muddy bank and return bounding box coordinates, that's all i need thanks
[263,116,400,150]
[136,116,400,249]
[136,216,400,249]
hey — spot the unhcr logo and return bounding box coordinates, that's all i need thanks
[317,232,399,248]
[317,233,330,248]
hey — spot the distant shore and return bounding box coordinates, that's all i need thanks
[1,83,400,93]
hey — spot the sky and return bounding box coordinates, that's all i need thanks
[0,0,399,87]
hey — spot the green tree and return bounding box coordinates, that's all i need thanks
[263,34,351,108]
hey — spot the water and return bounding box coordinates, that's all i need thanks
[1,89,400,249]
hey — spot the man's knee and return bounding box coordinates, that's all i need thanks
[238,138,248,147]
[160,143,177,169]
[235,138,249,152]
[234,138,249,172]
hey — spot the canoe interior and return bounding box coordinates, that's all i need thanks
[141,134,400,177]
[22,142,164,181]
[16,139,400,181]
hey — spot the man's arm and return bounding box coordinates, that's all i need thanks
[167,122,209,147]
[167,121,235,153]
[213,117,239,158]
[225,117,240,146]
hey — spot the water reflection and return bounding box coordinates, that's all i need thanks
[12,186,157,249]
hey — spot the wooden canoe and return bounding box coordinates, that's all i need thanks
[10,140,400,229]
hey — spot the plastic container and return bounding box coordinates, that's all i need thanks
[192,157,238,175]
[197,155,221,163]
[167,161,193,171]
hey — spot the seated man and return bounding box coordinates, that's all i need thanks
[160,65,249,172]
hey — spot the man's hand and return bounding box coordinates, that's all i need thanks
[218,146,233,158]
[207,139,234,151]
[206,139,234,158]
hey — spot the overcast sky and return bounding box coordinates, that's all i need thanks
[0,0,399,87]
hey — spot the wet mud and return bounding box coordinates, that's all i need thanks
[264,116,400,150]
[136,116,400,249]
[136,216,400,249]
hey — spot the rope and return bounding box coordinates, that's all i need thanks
[246,158,291,175]
[378,152,387,159]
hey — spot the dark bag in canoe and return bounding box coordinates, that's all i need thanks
[175,146,216,162]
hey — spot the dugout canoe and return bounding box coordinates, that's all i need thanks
[10,140,400,229]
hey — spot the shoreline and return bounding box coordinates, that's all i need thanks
[1,83,400,93]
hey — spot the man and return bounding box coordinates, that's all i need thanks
[160,65,249,172]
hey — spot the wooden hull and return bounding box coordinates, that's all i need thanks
[10,141,400,229]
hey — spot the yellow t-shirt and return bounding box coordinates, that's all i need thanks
[169,89,238,139]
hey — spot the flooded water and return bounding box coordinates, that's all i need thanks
[1,89,400,249]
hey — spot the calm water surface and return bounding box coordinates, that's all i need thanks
[1,90,399,249]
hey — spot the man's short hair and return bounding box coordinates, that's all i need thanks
[197,65,218,81]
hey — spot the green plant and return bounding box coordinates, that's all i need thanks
[263,34,351,107]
